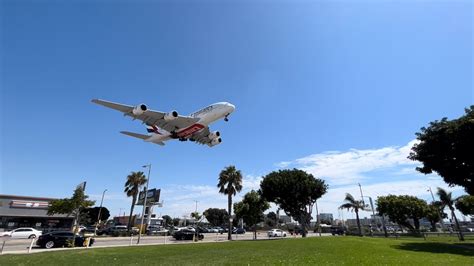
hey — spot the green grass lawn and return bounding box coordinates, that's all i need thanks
[1,236,473,265]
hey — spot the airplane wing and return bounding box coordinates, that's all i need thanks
[91,99,199,133]
[120,131,165,146]
[190,127,214,145]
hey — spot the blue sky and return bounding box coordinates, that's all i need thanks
[1,1,472,220]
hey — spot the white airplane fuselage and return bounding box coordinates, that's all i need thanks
[145,102,235,144]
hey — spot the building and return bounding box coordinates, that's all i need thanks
[0,194,74,231]
[317,213,334,225]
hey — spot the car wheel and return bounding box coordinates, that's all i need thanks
[283,234,286,237]
[45,241,55,249]
[28,234,36,239]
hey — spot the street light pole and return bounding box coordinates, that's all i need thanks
[427,186,444,231]
[428,186,436,202]
[315,200,321,236]
[95,189,107,236]
[194,200,199,213]
[358,183,365,205]
[137,164,152,244]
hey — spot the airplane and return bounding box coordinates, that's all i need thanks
[91,99,235,147]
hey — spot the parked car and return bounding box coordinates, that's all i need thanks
[36,231,95,249]
[267,229,287,237]
[216,227,226,234]
[207,228,219,233]
[232,228,246,234]
[172,229,204,240]
[1,228,42,239]
[147,226,169,235]
[97,225,129,236]
[330,226,345,236]
[196,226,209,233]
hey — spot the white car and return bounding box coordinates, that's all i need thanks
[267,229,287,237]
[2,228,42,239]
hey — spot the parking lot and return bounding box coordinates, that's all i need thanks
[0,232,331,255]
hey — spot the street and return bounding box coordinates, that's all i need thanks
[0,232,331,255]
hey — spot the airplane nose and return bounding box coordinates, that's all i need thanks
[227,103,235,112]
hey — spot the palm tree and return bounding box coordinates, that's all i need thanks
[217,165,243,240]
[339,193,365,236]
[124,171,147,231]
[437,187,464,241]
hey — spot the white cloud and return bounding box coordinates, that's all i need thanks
[280,140,419,185]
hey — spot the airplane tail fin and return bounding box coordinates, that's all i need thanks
[120,131,165,146]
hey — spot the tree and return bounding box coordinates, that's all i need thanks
[162,215,173,227]
[424,202,445,232]
[409,106,474,195]
[81,207,110,225]
[124,171,147,231]
[266,212,277,227]
[48,187,95,247]
[217,165,243,240]
[376,195,427,234]
[455,195,474,216]
[437,187,464,241]
[234,190,270,240]
[339,193,365,236]
[203,208,229,227]
[172,217,180,226]
[260,169,328,237]
[191,211,202,222]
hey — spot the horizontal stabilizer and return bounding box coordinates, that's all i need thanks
[120,131,165,146]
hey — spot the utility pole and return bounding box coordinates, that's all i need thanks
[137,164,152,244]
[95,189,107,236]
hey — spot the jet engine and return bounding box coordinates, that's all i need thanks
[208,131,220,140]
[209,137,222,147]
[132,104,147,116]
[164,110,178,121]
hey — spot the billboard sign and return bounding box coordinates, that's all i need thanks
[137,188,160,205]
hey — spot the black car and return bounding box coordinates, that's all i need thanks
[172,229,204,240]
[330,226,346,236]
[37,231,95,249]
[232,228,246,234]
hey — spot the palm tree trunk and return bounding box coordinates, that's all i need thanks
[254,226,257,240]
[128,195,136,231]
[228,194,232,240]
[355,209,362,236]
[451,208,465,241]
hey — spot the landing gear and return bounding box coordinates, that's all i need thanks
[178,138,187,142]
[224,114,230,122]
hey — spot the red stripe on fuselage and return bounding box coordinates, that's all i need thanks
[177,123,205,138]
